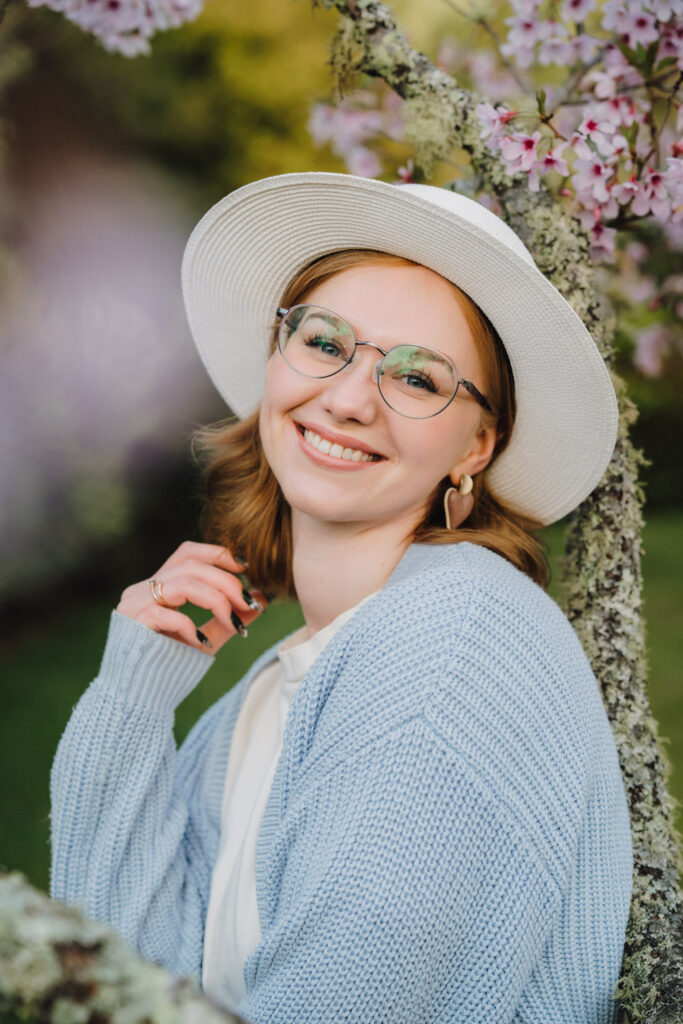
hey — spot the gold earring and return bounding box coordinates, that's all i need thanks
[458,473,473,496]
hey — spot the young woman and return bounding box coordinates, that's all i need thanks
[50,172,633,1024]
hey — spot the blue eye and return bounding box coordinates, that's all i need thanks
[303,334,346,358]
[397,369,438,393]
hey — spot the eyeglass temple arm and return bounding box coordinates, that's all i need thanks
[460,379,492,413]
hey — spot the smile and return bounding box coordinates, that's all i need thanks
[295,422,384,467]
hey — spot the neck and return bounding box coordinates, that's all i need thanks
[291,513,415,637]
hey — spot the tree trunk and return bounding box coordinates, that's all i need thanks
[321,1,683,1020]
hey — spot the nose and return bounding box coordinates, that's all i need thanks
[320,345,383,424]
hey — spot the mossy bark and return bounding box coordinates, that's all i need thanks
[322,1,683,1020]
[0,872,244,1024]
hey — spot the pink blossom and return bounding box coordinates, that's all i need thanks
[577,114,616,152]
[538,24,575,66]
[583,212,617,258]
[476,103,518,148]
[611,175,643,204]
[501,18,539,68]
[464,52,520,102]
[561,0,596,20]
[508,0,543,18]
[573,156,615,203]
[26,0,202,55]
[633,324,670,376]
[658,22,683,68]
[308,103,384,162]
[662,157,683,220]
[648,0,683,20]
[571,33,601,61]
[601,0,630,33]
[631,168,671,218]
[396,159,415,183]
[620,9,659,47]
[346,146,383,179]
[528,145,570,191]
[499,131,543,173]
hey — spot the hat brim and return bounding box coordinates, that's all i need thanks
[182,172,618,526]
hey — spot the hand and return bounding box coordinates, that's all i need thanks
[116,542,268,653]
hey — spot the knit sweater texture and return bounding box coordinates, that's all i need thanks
[50,541,633,1023]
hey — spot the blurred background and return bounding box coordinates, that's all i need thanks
[0,0,681,892]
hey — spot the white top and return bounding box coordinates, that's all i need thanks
[202,593,376,1012]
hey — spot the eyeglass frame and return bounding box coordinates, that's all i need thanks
[275,304,492,419]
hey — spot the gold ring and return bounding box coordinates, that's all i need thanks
[149,578,171,608]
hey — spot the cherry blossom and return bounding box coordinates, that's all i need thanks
[25,0,202,55]
[498,131,543,173]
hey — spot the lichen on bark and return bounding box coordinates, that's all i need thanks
[323,1,683,1020]
[0,871,243,1024]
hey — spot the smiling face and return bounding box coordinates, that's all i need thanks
[258,261,497,538]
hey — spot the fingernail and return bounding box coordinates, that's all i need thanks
[230,610,248,638]
[234,552,248,568]
[196,629,212,648]
[242,587,265,612]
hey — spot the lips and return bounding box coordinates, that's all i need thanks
[295,420,384,459]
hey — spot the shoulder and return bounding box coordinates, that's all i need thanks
[358,541,582,674]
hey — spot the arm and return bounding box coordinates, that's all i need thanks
[238,716,560,1024]
[50,610,228,976]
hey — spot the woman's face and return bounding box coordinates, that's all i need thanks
[259,262,497,535]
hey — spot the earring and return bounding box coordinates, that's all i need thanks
[444,475,474,530]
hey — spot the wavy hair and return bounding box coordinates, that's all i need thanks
[193,249,548,595]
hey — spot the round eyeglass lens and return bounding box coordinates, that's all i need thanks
[279,305,355,378]
[378,345,458,418]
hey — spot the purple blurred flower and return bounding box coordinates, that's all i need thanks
[633,324,670,376]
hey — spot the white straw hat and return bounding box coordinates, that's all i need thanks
[181,171,618,526]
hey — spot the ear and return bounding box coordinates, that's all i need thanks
[448,422,497,486]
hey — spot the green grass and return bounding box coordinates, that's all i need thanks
[1,512,681,893]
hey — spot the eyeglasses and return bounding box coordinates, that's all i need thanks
[276,303,492,420]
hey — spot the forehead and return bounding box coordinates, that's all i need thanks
[302,262,479,369]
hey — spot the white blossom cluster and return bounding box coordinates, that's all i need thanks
[26,0,203,56]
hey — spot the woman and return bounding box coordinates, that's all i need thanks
[50,172,633,1023]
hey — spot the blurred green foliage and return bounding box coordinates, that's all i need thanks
[10,0,346,203]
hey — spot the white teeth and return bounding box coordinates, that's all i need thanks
[303,428,376,463]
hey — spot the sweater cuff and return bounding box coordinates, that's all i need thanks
[95,610,214,713]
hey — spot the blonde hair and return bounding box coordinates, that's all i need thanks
[193,249,548,595]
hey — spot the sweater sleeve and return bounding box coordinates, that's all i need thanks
[238,716,561,1024]
[50,610,225,976]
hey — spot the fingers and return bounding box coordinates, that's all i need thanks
[115,540,267,653]
[157,541,246,575]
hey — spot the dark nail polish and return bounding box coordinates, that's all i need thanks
[234,552,248,568]
[230,610,248,638]
[242,587,264,612]
[196,629,212,648]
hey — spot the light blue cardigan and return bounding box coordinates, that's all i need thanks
[50,542,633,1023]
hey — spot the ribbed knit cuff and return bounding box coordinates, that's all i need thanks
[95,610,214,713]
